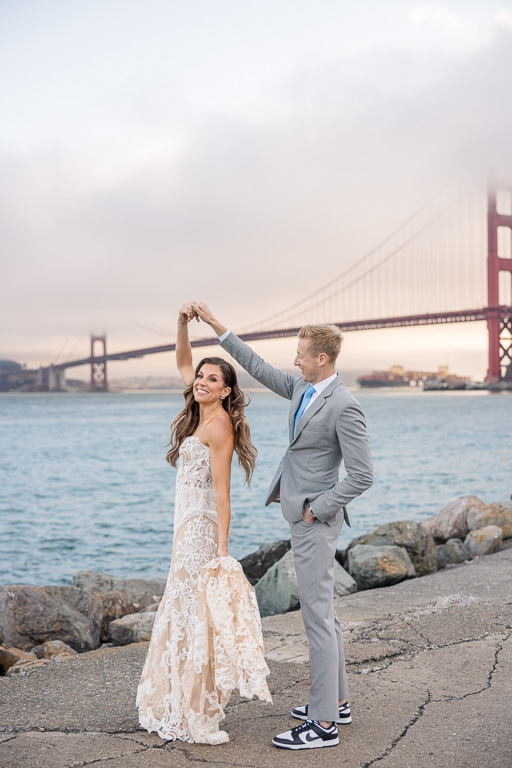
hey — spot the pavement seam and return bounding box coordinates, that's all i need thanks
[169,745,259,767]
[360,689,433,768]
[358,631,511,766]
[62,745,152,767]
[435,630,511,703]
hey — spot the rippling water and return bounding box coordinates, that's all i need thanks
[0,389,510,586]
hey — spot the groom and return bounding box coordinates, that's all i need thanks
[192,302,373,751]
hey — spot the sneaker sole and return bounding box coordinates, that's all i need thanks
[291,712,352,725]
[272,737,340,750]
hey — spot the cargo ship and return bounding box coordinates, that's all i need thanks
[357,365,469,389]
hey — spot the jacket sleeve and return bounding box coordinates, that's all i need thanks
[311,402,373,522]
[220,332,298,401]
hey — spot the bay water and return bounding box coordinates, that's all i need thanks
[0,389,510,586]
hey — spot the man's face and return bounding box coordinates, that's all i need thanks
[294,338,321,383]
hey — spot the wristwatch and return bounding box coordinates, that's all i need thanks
[305,504,316,521]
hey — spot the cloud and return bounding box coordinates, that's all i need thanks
[410,3,460,29]
[2,13,512,375]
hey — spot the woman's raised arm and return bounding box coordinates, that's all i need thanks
[176,303,197,386]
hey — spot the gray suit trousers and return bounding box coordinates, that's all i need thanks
[290,514,349,722]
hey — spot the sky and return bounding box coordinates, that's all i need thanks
[2,0,512,381]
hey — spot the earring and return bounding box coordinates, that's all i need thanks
[220,395,226,400]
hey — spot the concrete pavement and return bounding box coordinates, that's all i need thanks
[1,542,511,768]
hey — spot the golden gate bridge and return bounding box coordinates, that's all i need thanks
[40,185,512,391]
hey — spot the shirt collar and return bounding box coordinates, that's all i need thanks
[312,372,338,395]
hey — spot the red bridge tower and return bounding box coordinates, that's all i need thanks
[90,334,108,391]
[486,189,512,381]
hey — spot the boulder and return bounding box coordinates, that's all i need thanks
[109,611,157,645]
[347,545,416,591]
[421,496,485,542]
[0,645,38,674]
[255,550,299,617]
[347,520,437,576]
[100,590,135,642]
[255,549,357,618]
[467,502,512,539]
[334,563,358,598]
[239,540,291,585]
[437,538,472,568]
[6,658,49,676]
[464,526,503,557]
[72,571,166,611]
[139,602,160,613]
[0,585,103,652]
[31,640,77,659]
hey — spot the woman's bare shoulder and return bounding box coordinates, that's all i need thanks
[204,415,234,446]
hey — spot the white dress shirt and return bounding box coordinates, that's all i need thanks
[303,372,339,413]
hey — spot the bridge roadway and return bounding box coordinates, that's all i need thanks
[48,308,490,372]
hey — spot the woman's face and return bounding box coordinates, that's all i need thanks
[193,364,230,404]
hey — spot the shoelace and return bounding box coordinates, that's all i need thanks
[293,720,316,733]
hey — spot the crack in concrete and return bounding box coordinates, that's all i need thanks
[170,745,258,767]
[361,689,433,767]
[436,632,510,703]
[0,733,18,744]
[64,745,151,767]
[111,733,166,749]
[360,632,510,767]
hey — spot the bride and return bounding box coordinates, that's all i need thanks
[136,303,271,744]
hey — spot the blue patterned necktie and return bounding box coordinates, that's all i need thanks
[293,384,316,438]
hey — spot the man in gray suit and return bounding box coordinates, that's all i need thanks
[192,302,373,751]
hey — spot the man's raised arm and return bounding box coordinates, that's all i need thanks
[192,301,298,400]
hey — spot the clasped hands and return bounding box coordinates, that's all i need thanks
[178,301,215,326]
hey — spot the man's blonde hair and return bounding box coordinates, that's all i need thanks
[298,324,343,363]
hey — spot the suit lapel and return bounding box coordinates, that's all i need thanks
[291,377,340,443]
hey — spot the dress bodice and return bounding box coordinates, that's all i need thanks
[174,436,217,535]
[176,436,214,489]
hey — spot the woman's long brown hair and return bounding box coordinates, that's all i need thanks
[166,357,257,484]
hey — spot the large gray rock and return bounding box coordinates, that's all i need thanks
[73,571,166,611]
[348,544,416,590]
[255,550,299,617]
[437,538,472,568]
[0,645,38,673]
[464,526,503,557]
[100,590,135,642]
[334,562,358,598]
[421,496,485,542]
[0,585,103,653]
[31,640,77,659]
[239,540,291,585]
[347,520,437,576]
[467,502,512,539]
[255,549,356,617]
[109,611,157,645]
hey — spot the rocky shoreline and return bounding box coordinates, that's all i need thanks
[1,495,511,678]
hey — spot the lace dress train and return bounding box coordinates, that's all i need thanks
[136,436,271,744]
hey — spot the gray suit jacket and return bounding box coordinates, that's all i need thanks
[220,332,373,526]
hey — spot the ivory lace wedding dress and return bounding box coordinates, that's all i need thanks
[136,436,271,744]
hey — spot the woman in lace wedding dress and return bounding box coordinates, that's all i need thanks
[136,304,271,745]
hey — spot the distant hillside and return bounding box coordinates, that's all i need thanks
[0,359,23,371]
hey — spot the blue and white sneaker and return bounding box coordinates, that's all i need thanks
[291,701,352,725]
[272,719,339,750]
